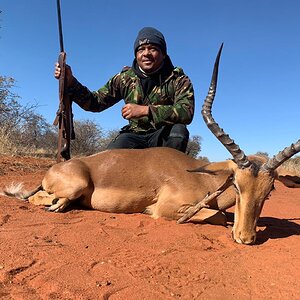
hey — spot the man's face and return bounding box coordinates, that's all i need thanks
[136,44,165,73]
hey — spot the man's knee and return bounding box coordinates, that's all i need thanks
[169,124,189,138]
[107,132,145,149]
[165,124,189,152]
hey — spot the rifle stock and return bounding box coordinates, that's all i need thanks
[54,0,75,162]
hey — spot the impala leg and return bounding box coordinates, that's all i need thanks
[177,175,233,224]
[46,197,71,212]
[188,208,227,226]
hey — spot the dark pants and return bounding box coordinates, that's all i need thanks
[107,124,189,153]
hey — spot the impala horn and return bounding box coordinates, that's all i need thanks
[202,43,252,169]
[262,140,300,172]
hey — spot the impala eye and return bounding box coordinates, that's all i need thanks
[265,184,275,200]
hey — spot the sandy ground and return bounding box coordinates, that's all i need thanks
[0,155,299,300]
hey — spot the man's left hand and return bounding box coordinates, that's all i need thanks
[122,104,149,120]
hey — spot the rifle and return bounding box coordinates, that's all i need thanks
[53,0,75,162]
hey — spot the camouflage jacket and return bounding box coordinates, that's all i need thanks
[68,66,195,133]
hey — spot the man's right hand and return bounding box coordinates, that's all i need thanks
[54,63,75,87]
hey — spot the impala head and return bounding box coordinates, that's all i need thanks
[231,157,275,244]
[203,44,300,244]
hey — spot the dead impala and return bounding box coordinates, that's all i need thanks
[3,44,300,245]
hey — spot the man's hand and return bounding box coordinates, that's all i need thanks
[54,62,75,87]
[122,104,149,120]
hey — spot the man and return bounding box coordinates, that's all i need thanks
[55,27,195,152]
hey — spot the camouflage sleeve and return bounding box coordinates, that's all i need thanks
[148,75,194,126]
[67,74,123,112]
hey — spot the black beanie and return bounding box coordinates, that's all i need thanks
[134,27,167,54]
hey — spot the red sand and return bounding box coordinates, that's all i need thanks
[0,155,300,299]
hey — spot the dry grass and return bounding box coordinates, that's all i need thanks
[0,127,19,155]
[281,156,300,176]
[0,127,55,158]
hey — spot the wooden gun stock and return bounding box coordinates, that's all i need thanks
[54,0,75,162]
[53,51,75,162]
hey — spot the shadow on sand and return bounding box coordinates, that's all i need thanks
[225,212,300,245]
[255,216,300,244]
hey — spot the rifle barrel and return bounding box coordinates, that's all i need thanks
[56,0,64,52]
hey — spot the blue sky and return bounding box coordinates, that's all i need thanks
[1,0,300,161]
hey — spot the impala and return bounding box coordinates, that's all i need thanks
[3,44,300,244]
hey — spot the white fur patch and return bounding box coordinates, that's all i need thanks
[1,182,28,199]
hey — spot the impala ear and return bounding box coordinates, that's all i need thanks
[277,174,300,188]
[187,160,237,174]
[275,167,300,188]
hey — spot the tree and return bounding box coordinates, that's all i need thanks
[186,135,201,158]
[70,120,119,156]
[0,76,40,128]
[0,76,21,127]
[71,120,103,155]
[98,129,119,151]
[0,75,55,155]
[255,151,269,158]
[18,110,55,151]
